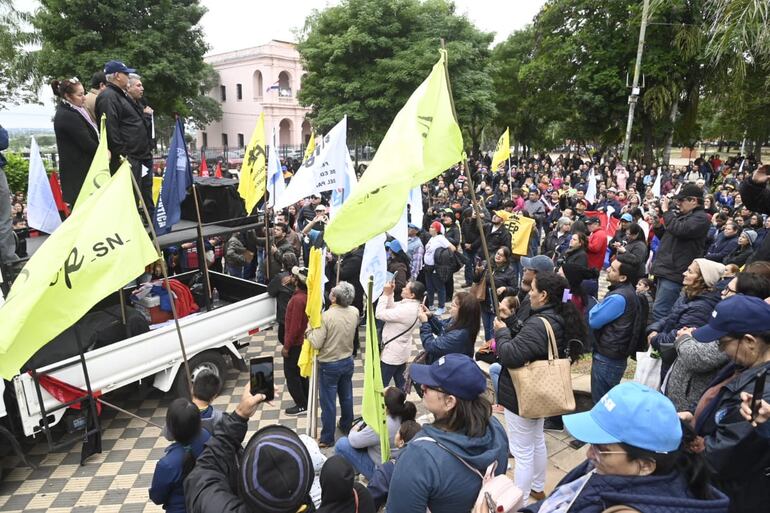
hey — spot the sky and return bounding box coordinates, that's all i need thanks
[0,0,546,129]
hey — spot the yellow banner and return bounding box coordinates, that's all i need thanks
[490,127,510,172]
[0,162,159,379]
[496,210,535,256]
[299,246,323,378]
[303,132,315,163]
[74,114,110,210]
[324,49,463,254]
[237,112,266,214]
[362,278,390,463]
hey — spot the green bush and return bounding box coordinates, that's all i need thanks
[3,152,29,194]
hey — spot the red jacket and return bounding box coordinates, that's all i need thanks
[587,228,608,270]
[283,289,308,349]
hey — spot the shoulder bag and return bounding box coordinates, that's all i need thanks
[508,317,575,419]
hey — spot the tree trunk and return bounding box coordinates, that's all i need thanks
[642,115,655,167]
[662,97,679,166]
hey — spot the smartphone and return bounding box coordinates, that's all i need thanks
[751,368,767,422]
[386,271,395,282]
[249,356,274,401]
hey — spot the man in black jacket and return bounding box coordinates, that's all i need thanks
[740,164,770,263]
[184,386,315,513]
[95,60,154,216]
[588,253,642,403]
[649,184,710,322]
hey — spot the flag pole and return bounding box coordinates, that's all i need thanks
[191,183,214,307]
[129,168,194,397]
[507,128,513,201]
[440,40,499,315]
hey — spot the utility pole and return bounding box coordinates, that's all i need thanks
[622,0,651,164]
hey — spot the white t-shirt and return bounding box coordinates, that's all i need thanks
[424,234,451,265]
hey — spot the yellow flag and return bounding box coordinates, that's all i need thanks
[325,49,463,254]
[299,246,323,378]
[0,162,159,379]
[74,114,111,210]
[496,210,535,256]
[237,112,266,214]
[490,127,510,172]
[303,132,315,163]
[362,278,390,463]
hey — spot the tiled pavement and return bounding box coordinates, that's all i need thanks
[0,271,596,512]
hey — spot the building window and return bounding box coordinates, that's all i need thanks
[220,85,226,102]
[201,132,208,147]
[237,133,245,148]
[236,83,243,101]
[222,133,228,147]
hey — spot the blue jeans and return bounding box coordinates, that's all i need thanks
[481,309,495,342]
[381,362,406,390]
[426,269,446,309]
[226,264,246,278]
[591,352,627,404]
[489,362,502,401]
[651,277,682,323]
[334,435,376,480]
[463,249,477,285]
[319,357,354,445]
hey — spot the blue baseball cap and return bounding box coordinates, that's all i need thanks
[521,255,553,274]
[385,239,402,254]
[620,213,633,222]
[104,60,135,75]
[563,382,682,453]
[693,294,770,342]
[408,223,420,231]
[408,354,486,401]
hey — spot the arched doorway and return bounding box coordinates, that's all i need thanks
[279,118,293,147]
[253,70,263,98]
[278,71,292,97]
[301,120,312,145]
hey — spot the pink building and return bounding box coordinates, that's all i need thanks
[197,40,312,153]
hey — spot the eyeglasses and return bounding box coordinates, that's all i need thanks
[590,445,628,461]
[722,285,737,296]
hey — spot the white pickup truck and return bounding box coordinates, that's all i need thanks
[2,269,276,439]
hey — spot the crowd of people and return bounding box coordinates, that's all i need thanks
[2,59,770,513]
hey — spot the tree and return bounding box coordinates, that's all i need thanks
[706,0,770,72]
[297,0,496,151]
[0,0,38,108]
[32,0,221,137]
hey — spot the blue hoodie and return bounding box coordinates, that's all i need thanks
[386,417,509,513]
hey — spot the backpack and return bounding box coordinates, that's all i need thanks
[414,437,524,513]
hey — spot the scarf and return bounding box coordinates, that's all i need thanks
[63,99,98,135]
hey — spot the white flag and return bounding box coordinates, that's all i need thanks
[274,117,348,210]
[652,167,662,198]
[585,167,597,205]
[408,186,424,229]
[329,150,357,220]
[27,137,62,234]
[267,128,286,209]
[359,233,387,302]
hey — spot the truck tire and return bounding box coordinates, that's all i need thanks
[175,350,227,399]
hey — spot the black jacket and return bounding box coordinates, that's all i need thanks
[740,177,770,263]
[593,283,642,360]
[95,82,152,169]
[563,247,588,268]
[650,207,710,284]
[480,224,512,256]
[443,223,461,247]
[722,244,754,267]
[53,102,99,204]
[623,239,649,279]
[184,411,248,513]
[267,271,295,325]
[495,305,567,414]
[461,217,482,253]
[473,262,517,313]
[697,362,770,513]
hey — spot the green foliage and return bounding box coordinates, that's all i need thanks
[297,0,496,150]
[706,0,770,71]
[0,0,39,108]
[32,0,221,125]
[4,152,29,194]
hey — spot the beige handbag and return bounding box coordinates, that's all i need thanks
[508,317,575,419]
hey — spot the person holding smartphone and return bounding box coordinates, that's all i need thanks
[682,295,770,512]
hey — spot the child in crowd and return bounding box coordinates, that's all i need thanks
[150,398,210,513]
[192,371,224,434]
[367,420,422,510]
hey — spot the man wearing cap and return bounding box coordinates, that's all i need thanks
[406,223,424,281]
[596,187,621,218]
[297,195,323,232]
[588,253,643,402]
[608,213,633,257]
[585,217,608,271]
[687,295,770,512]
[185,386,315,513]
[480,211,513,258]
[650,183,710,322]
[96,60,154,215]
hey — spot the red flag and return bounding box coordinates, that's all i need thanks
[200,158,209,177]
[48,171,70,217]
[214,161,223,178]
[584,210,620,237]
[35,372,102,414]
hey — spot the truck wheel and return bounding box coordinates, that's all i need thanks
[175,350,226,398]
